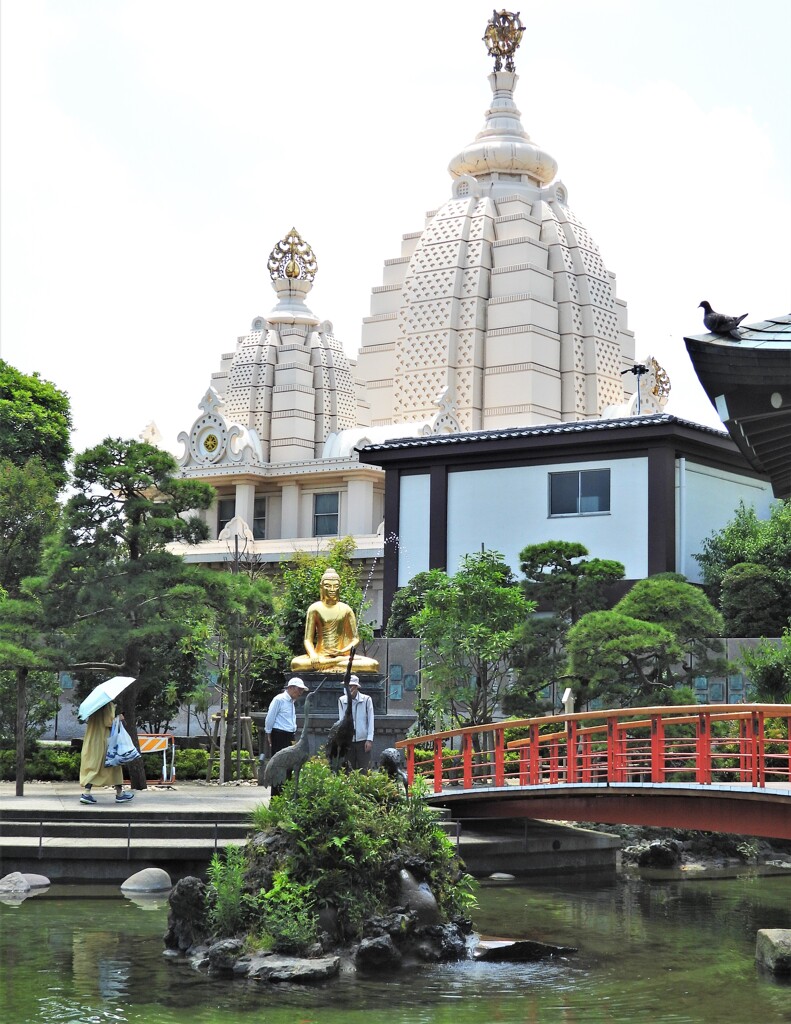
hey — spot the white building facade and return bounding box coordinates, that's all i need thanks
[167,14,768,630]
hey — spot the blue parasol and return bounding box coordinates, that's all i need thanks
[77,676,136,721]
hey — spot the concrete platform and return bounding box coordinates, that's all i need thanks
[0,781,619,883]
[0,780,265,882]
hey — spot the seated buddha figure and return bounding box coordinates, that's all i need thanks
[290,568,379,673]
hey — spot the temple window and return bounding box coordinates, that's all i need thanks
[217,497,235,536]
[313,492,339,537]
[253,497,266,540]
[549,469,610,516]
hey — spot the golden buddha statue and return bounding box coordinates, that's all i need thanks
[290,568,379,673]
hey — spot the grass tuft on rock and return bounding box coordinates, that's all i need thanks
[205,759,476,956]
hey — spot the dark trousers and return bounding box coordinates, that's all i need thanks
[269,728,295,796]
[347,740,371,773]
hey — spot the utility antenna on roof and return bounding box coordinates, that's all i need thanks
[621,363,649,415]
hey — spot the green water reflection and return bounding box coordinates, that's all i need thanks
[1,873,789,1024]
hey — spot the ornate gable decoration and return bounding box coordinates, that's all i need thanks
[267,227,317,283]
[427,386,462,434]
[177,387,265,469]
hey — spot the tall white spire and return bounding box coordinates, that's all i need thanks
[448,69,557,191]
[448,10,556,194]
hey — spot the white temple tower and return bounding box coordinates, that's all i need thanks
[355,12,636,430]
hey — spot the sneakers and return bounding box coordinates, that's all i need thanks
[81,790,135,804]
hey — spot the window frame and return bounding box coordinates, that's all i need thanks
[217,496,235,536]
[253,496,266,540]
[313,491,340,537]
[548,468,611,517]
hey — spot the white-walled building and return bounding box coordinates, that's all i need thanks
[357,413,775,616]
[168,14,769,629]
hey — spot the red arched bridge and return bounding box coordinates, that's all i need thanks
[396,704,791,840]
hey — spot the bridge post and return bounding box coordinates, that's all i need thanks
[567,719,578,784]
[433,741,443,794]
[607,718,622,782]
[494,729,505,787]
[528,722,540,784]
[754,710,766,788]
[697,712,711,784]
[405,745,415,787]
[740,716,750,784]
[462,732,473,789]
[650,714,665,782]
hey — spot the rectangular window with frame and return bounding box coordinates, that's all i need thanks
[217,497,235,536]
[253,497,266,540]
[313,492,339,537]
[549,469,610,516]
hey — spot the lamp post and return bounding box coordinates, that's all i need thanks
[219,515,254,782]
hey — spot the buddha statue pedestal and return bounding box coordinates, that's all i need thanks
[290,671,387,717]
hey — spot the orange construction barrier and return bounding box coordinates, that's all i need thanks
[138,732,176,785]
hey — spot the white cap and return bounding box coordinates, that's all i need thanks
[286,678,309,691]
[349,675,361,688]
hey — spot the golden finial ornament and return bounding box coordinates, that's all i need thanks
[483,10,524,72]
[267,227,318,283]
[650,358,671,403]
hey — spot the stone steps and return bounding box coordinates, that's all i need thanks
[0,802,253,882]
[1,820,247,840]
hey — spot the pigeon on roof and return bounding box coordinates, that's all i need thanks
[698,301,747,340]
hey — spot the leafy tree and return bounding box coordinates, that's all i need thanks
[518,540,625,620]
[385,571,440,638]
[0,589,60,792]
[567,574,725,707]
[189,567,278,779]
[720,563,789,637]
[741,630,791,702]
[566,609,680,707]
[0,458,62,776]
[36,438,214,788]
[409,549,534,733]
[694,500,791,632]
[276,536,373,663]
[0,458,61,596]
[0,364,70,793]
[505,541,624,715]
[0,360,72,488]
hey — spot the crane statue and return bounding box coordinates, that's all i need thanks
[262,687,318,797]
[378,747,409,796]
[326,646,356,772]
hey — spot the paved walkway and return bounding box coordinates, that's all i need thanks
[0,780,270,817]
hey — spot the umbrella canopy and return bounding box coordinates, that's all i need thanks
[78,676,136,722]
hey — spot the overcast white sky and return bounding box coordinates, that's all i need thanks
[2,0,789,456]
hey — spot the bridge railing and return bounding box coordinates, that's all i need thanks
[395,704,791,794]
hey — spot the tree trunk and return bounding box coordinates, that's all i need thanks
[119,655,147,790]
[224,647,236,782]
[15,667,28,797]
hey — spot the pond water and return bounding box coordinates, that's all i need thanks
[2,871,790,1024]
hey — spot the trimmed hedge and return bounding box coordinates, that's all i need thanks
[0,744,255,782]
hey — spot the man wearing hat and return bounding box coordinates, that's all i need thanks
[264,677,309,795]
[338,675,375,772]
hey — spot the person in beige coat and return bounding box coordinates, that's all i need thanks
[79,703,134,804]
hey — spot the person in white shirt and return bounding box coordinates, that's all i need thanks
[338,675,375,772]
[264,678,309,795]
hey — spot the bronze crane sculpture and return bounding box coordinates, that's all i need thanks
[326,646,356,772]
[378,747,409,796]
[262,688,317,797]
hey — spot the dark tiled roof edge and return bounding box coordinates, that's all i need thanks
[358,413,728,452]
